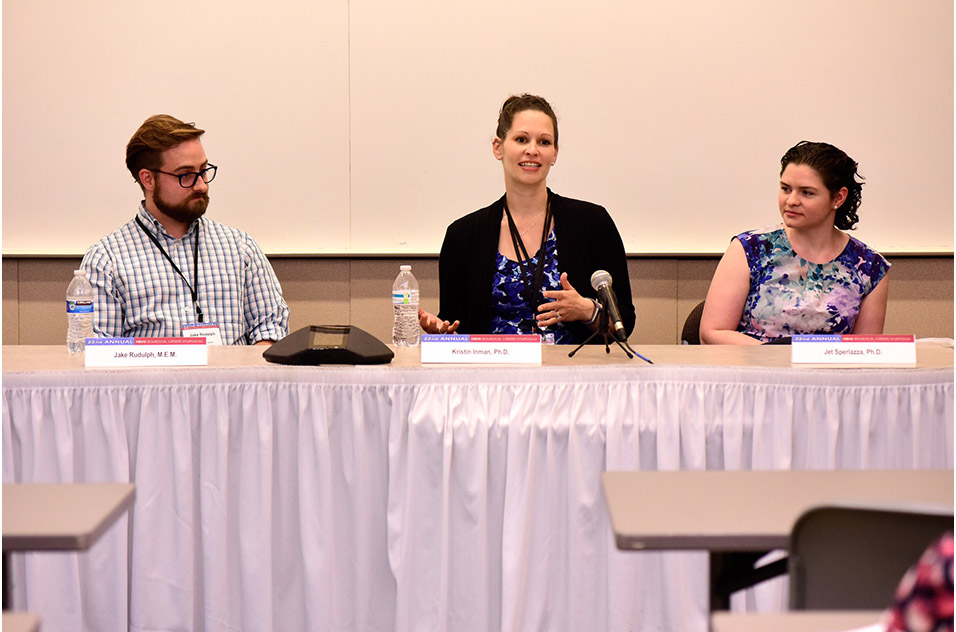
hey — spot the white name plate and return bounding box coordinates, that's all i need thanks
[421,334,542,364]
[791,334,916,364]
[85,337,209,367]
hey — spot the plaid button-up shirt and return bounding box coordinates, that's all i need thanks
[81,205,289,344]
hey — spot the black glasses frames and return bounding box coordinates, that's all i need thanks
[153,164,218,188]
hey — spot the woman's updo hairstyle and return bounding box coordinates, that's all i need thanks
[781,141,865,230]
[495,94,559,147]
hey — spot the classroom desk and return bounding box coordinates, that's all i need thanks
[602,470,954,609]
[2,343,953,632]
[3,483,136,551]
[3,483,135,610]
[711,610,885,632]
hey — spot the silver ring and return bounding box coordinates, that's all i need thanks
[556,311,562,321]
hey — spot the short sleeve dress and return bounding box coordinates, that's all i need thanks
[736,225,890,342]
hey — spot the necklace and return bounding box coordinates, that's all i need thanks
[518,213,545,237]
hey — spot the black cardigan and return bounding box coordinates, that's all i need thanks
[437,190,636,344]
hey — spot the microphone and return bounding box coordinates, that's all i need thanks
[590,270,627,341]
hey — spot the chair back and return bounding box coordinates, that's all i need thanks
[680,300,706,345]
[789,503,954,610]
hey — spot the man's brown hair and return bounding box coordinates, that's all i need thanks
[126,115,205,191]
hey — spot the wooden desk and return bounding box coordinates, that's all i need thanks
[1,612,40,632]
[3,483,136,551]
[711,610,885,632]
[603,470,954,609]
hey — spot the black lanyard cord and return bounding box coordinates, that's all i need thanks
[135,216,204,323]
[503,196,552,333]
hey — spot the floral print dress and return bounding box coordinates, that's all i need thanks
[736,225,890,342]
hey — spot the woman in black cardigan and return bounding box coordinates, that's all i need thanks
[419,94,635,344]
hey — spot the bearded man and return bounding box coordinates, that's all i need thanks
[81,115,289,345]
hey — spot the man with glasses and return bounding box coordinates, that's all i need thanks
[80,115,289,345]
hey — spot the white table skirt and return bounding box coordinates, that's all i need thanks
[3,362,953,631]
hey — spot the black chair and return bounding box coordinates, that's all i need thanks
[680,300,706,345]
[788,503,953,610]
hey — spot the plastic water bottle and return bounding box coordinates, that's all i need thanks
[66,269,94,355]
[392,265,420,347]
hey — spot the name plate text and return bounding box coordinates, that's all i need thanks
[85,337,209,367]
[791,334,916,364]
[421,334,542,364]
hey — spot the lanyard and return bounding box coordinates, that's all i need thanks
[135,216,204,323]
[503,195,552,333]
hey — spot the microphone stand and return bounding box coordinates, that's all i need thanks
[568,307,652,363]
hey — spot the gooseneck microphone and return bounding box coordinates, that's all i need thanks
[590,270,627,341]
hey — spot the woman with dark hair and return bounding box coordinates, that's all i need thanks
[418,94,635,344]
[700,141,890,344]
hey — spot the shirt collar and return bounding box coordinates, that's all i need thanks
[137,202,201,239]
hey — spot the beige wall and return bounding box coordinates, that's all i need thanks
[5,2,953,257]
[3,256,953,346]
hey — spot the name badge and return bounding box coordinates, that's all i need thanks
[421,334,542,364]
[182,322,224,346]
[791,334,917,364]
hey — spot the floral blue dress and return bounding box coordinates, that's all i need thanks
[490,229,574,344]
[737,225,890,342]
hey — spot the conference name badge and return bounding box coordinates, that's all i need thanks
[182,322,224,345]
[791,334,916,365]
[85,337,209,367]
[420,334,542,364]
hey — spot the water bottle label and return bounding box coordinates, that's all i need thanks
[392,292,413,305]
[67,299,94,314]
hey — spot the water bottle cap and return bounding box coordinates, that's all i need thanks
[400,265,411,271]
